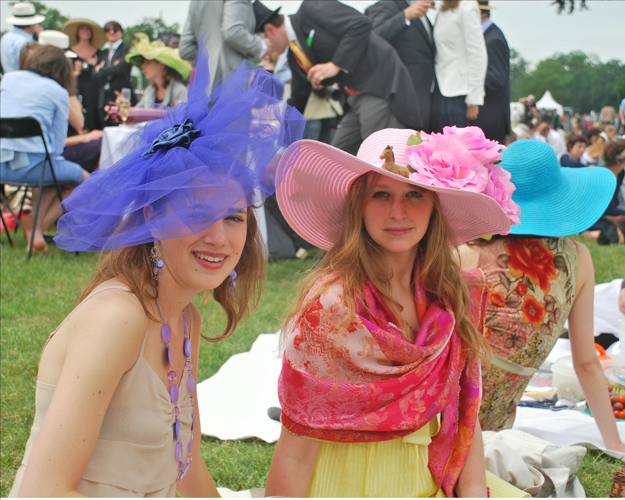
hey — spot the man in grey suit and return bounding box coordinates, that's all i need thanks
[179,0,268,93]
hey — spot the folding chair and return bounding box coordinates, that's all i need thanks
[0,117,64,259]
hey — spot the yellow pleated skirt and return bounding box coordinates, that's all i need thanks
[307,417,526,498]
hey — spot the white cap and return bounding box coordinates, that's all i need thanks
[5,2,45,26]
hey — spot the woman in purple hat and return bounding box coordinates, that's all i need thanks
[9,47,305,497]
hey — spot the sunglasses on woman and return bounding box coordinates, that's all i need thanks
[105,27,119,33]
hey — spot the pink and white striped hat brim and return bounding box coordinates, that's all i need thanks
[276,128,511,250]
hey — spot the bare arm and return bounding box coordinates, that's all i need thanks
[68,94,84,133]
[569,241,625,453]
[18,292,147,497]
[605,158,625,178]
[176,304,221,497]
[454,419,487,497]
[265,426,321,497]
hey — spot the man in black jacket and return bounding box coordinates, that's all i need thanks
[470,1,510,144]
[256,0,421,155]
[366,0,436,133]
[95,21,136,128]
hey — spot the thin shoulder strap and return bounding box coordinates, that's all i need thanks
[44,285,141,349]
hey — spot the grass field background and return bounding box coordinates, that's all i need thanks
[1,232,623,496]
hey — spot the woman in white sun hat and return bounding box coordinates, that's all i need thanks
[265,126,528,497]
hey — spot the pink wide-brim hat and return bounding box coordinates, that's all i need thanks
[276,128,512,250]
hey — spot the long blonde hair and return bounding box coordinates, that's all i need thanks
[80,209,266,343]
[282,172,490,364]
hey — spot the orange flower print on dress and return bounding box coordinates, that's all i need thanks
[504,239,559,294]
[489,290,506,308]
[521,295,546,328]
[516,281,528,296]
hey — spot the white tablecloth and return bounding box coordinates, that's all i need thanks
[98,125,268,245]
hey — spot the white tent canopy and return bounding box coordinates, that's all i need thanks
[536,90,564,116]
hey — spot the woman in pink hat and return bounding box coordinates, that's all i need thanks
[265,127,526,497]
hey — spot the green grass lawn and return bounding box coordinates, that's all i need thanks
[1,232,623,496]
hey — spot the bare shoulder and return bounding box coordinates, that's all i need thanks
[60,284,148,355]
[571,239,594,290]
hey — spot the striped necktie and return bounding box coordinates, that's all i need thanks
[288,41,313,72]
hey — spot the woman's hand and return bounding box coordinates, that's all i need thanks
[73,59,83,77]
[265,426,321,497]
[466,105,479,121]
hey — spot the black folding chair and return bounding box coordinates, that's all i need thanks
[0,117,64,258]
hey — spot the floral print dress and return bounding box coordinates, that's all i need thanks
[478,237,578,431]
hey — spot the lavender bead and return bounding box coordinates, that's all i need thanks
[229,270,237,280]
[188,433,193,452]
[161,324,172,344]
[179,462,190,481]
[175,418,180,440]
[185,360,192,371]
[170,383,179,404]
[175,441,183,461]
[156,259,164,268]
[184,338,191,358]
[187,373,196,394]
[168,370,177,381]
[174,406,179,418]
[189,395,194,407]
[230,288,235,297]
[186,456,192,464]
[183,315,188,334]
[191,412,194,431]
[167,346,173,368]
[178,461,184,471]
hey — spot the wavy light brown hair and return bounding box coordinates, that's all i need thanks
[80,208,266,343]
[282,172,490,364]
[22,44,75,93]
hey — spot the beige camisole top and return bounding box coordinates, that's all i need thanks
[10,286,193,497]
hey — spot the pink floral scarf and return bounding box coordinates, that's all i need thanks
[279,269,487,497]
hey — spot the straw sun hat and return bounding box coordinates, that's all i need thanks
[5,2,44,26]
[62,19,107,49]
[125,33,192,81]
[500,140,616,236]
[276,128,515,250]
[38,30,77,58]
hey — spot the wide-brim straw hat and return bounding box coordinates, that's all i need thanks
[5,2,44,25]
[478,1,497,10]
[37,30,77,58]
[62,19,107,49]
[501,140,616,236]
[126,33,192,81]
[276,128,512,250]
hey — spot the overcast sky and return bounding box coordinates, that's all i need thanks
[1,0,623,65]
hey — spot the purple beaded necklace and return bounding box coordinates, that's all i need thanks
[151,247,196,482]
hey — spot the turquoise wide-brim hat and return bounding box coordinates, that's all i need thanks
[501,140,616,236]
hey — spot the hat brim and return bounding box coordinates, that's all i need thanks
[509,166,616,237]
[62,19,107,49]
[6,14,45,25]
[276,138,512,250]
[127,51,192,81]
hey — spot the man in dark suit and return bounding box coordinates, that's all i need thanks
[366,0,436,133]
[94,21,136,128]
[256,0,421,155]
[470,1,510,144]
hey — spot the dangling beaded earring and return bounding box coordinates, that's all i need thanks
[229,270,237,297]
[149,243,195,481]
[150,244,164,285]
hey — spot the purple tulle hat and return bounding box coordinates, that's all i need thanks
[55,46,305,252]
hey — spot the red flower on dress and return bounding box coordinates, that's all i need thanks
[504,239,559,294]
[516,281,528,296]
[521,296,546,328]
[489,290,506,308]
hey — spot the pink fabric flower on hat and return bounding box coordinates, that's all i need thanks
[442,126,506,166]
[406,134,489,192]
[484,165,521,229]
[404,127,521,229]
